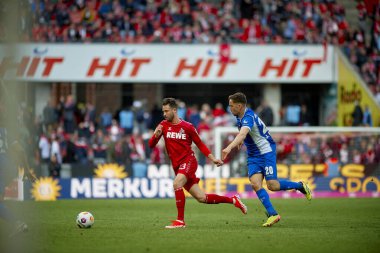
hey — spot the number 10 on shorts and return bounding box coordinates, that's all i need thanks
[265,166,273,175]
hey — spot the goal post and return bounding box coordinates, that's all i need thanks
[214,126,380,195]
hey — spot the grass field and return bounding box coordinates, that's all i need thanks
[1,198,380,253]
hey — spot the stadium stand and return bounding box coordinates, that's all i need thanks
[20,0,380,96]
[3,0,379,177]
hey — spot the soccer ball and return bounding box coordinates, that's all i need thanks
[76,212,94,228]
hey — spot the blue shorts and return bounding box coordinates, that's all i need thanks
[247,151,277,180]
[0,154,16,195]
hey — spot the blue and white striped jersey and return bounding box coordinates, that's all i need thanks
[236,108,276,157]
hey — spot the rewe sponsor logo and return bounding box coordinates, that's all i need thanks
[166,131,186,140]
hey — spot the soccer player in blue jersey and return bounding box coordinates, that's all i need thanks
[222,92,312,227]
[0,84,36,237]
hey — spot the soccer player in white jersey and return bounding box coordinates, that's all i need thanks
[222,92,312,227]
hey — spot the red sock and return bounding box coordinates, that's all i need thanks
[205,194,233,204]
[174,188,185,221]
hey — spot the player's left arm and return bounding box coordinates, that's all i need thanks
[190,126,223,166]
[9,141,37,182]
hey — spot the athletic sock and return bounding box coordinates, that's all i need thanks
[205,194,233,204]
[256,188,277,216]
[279,180,303,191]
[174,188,185,221]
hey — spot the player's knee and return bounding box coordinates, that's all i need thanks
[266,181,279,191]
[173,182,182,189]
[250,182,262,192]
[195,195,206,203]
[267,184,276,191]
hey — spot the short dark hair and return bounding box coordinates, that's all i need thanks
[229,92,247,105]
[162,98,178,109]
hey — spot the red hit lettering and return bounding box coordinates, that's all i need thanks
[217,59,237,77]
[287,59,299,77]
[87,58,116,77]
[130,58,151,77]
[302,59,322,77]
[0,57,29,77]
[42,58,64,76]
[260,59,288,77]
[174,59,202,77]
[17,57,30,76]
[201,59,213,77]
[27,57,40,77]
[114,59,127,77]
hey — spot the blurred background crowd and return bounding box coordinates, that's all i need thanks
[18,94,380,178]
[4,0,379,101]
[1,0,379,178]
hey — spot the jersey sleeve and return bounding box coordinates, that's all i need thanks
[241,115,254,130]
[148,134,161,148]
[148,121,164,148]
[188,124,211,157]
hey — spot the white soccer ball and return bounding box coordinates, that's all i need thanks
[76,212,94,228]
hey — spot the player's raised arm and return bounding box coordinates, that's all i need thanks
[222,127,250,161]
[148,124,163,148]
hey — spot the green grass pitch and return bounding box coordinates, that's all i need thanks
[1,198,380,253]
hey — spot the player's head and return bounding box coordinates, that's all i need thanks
[228,92,247,116]
[162,97,178,122]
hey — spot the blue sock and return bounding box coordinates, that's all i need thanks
[279,180,302,191]
[0,202,16,224]
[256,189,277,216]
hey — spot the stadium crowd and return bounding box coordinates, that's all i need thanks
[2,0,379,177]
[13,0,380,102]
[32,95,380,178]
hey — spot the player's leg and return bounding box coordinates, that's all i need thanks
[165,172,187,229]
[0,184,28,237]
[173,173,187,222]
[250,173,278,217]
[188,184,231,204]
[266,179,311,199]
[187,183,248,214]
[0,159,17,224]
[248,156,281,227]
[0,194,16,224]
[250,174,281,227]
[264,152,312,200]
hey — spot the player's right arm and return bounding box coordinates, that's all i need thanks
[222,115,253,160]
[148,124,163,148]
[222,127,249,160]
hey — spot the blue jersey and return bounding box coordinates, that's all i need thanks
[0,127,13,194]
[236,108,276,157]
[0,127,8,154]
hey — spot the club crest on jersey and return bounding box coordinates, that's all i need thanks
[166,129,187,140]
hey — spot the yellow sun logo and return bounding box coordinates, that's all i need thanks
[94,163,128,178]
[31,177,61,201]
